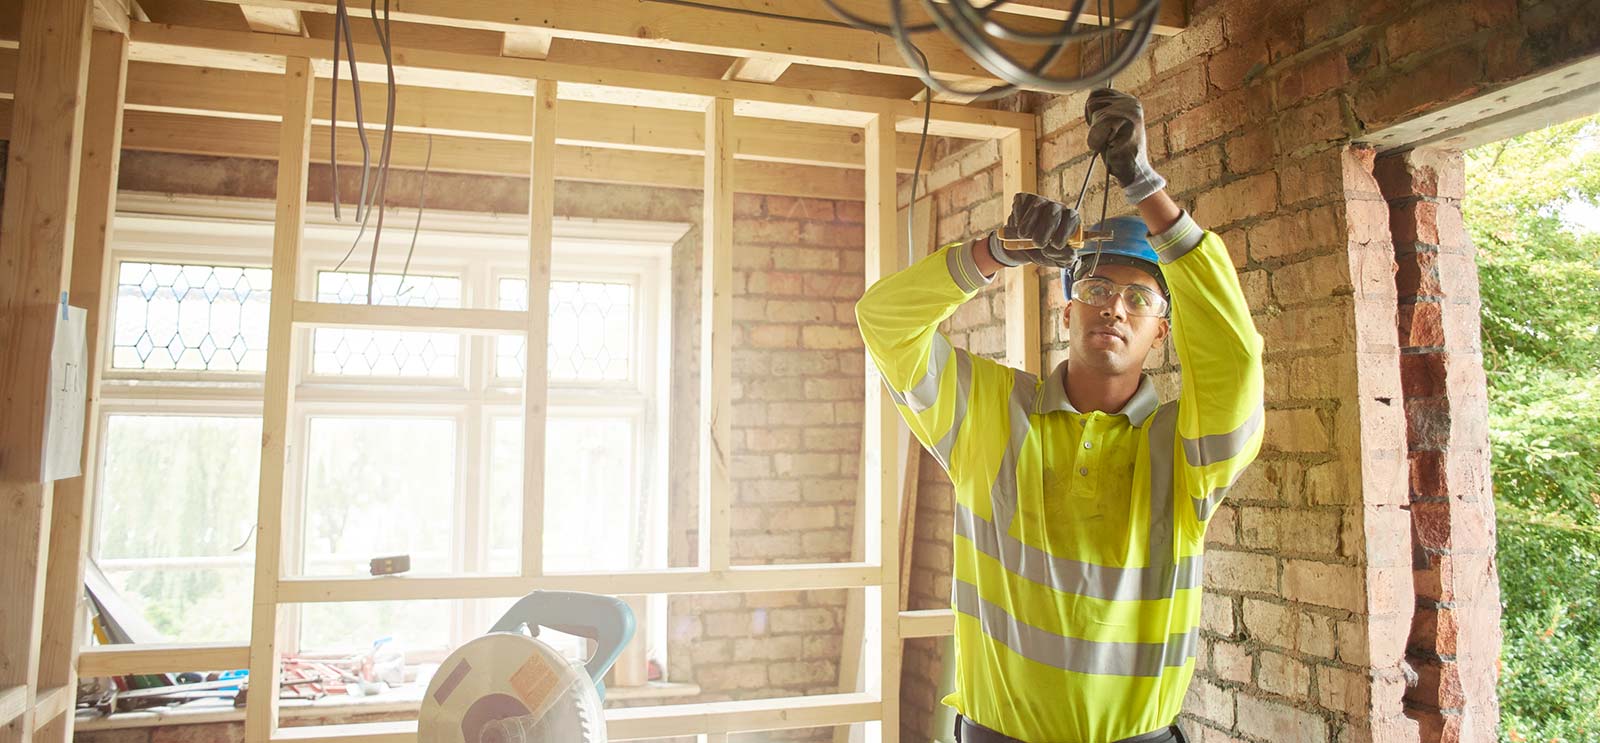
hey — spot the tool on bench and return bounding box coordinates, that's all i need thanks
[419,591,635,743]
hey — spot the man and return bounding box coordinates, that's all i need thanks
[855,89,1264,743]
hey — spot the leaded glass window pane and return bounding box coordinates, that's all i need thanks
[312,271,463,377]
[112,261,271,372]
[496,277,633,382]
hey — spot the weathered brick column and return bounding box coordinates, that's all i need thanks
[1376,149,1502,743]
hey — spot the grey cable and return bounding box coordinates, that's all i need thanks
[364,0,398,306]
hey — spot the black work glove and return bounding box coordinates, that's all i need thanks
[987,192,1082,270]
[1084,89,1167,205]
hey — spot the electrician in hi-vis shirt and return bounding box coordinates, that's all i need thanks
[855,88,1264,743]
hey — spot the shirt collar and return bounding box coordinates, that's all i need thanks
[1035,360,1160,427]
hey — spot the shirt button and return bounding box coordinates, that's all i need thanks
[1078,467,1089,476]
[1083,442,1093,449]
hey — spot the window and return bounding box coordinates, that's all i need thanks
[95,414,261,642]
[302,416,457,576]
[92,206,678,678]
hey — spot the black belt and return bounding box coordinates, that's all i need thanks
[956,716,1185,743]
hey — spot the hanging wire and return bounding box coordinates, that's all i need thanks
[363,0,399,306]
[396,134,433,300]
[330,0,373,224]
[326,0,430,309]
[907,44,934,269]
[818,0,1159,98]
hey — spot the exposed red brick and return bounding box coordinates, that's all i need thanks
[1278,51,1353,106]
[1398,301,1444,348]
[1354,46,1487,129]
[1385,5,1479,62]
[1195,171,1279,229]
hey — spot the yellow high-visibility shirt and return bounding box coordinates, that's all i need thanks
[855,212,1264,743]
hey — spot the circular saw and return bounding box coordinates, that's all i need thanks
[420,591,635,743]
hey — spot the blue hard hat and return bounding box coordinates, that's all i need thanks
[1060,215,1166,300]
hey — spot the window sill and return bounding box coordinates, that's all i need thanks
[73,682,702,731]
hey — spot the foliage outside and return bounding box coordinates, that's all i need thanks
[1465,113,1600,743]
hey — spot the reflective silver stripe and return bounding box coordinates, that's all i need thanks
[1192,467,1247,522]
[1153,211,1204,264]
[1181,406,1264,467]
[955,503,1202,601]
[954,580,1198,677]
[901,335,954,413]
[946,241,988,293]
[1145,402,1180,577]
[987,370,1037,533]
[930,351,973,470]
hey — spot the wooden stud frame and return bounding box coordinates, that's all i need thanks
[0,1,96,742]
[0,13,1040,741]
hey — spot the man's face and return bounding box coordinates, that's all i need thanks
[1063,262,1169,376]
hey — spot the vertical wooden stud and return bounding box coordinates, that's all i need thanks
[700,98,734,572]
[0,0,94,739]
[243,55,314,743]
[34,28,128,743]
[1002,130,1040,376]
[522,79,556,579]
[864,108,902,743]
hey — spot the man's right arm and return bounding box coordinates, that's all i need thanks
[855,238,1002,476]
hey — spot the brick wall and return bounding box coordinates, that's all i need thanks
[1376,149,1501,742]
[662,193,868,743]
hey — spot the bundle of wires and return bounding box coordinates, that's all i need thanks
[820,0,1161,100]
[328,0,431,304]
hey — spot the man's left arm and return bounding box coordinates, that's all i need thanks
[1140,193,1265,522]
[1086,89,1265,521]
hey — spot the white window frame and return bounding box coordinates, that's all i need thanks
[92,194,685,670]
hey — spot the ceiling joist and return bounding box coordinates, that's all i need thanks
[125,21,1035,138]
[0,49,930,172]
[185,0,1017,85]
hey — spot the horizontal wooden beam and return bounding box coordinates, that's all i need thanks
[0,685,26,728]
[125,22,1034,138]
[934,0,1187,35]
[190,0,1005,85]
[606,692,881,739]
[30,686,68,731]
[76,59,929,170]
[273,722,416,743]
[276,564,882,603]
[77,642,251,677]
[103,108,868,200]
[266,693,881,742]
[293,302,528,334]
[899,608,955,638]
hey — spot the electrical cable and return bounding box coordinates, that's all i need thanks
[819,0,1158,95]
[330,0,373,225]
[364,0,398,306]
[907,44,933,268]
[396,133,432,300]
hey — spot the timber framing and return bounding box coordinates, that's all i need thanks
[0,0,1050,739]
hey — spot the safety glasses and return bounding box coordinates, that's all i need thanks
[1070,276,1169,317]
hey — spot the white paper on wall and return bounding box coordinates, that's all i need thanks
[42,304,88,482]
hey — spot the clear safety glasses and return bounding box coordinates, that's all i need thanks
[1070,276,1169,317]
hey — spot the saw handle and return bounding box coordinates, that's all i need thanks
[489,590,637,701]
